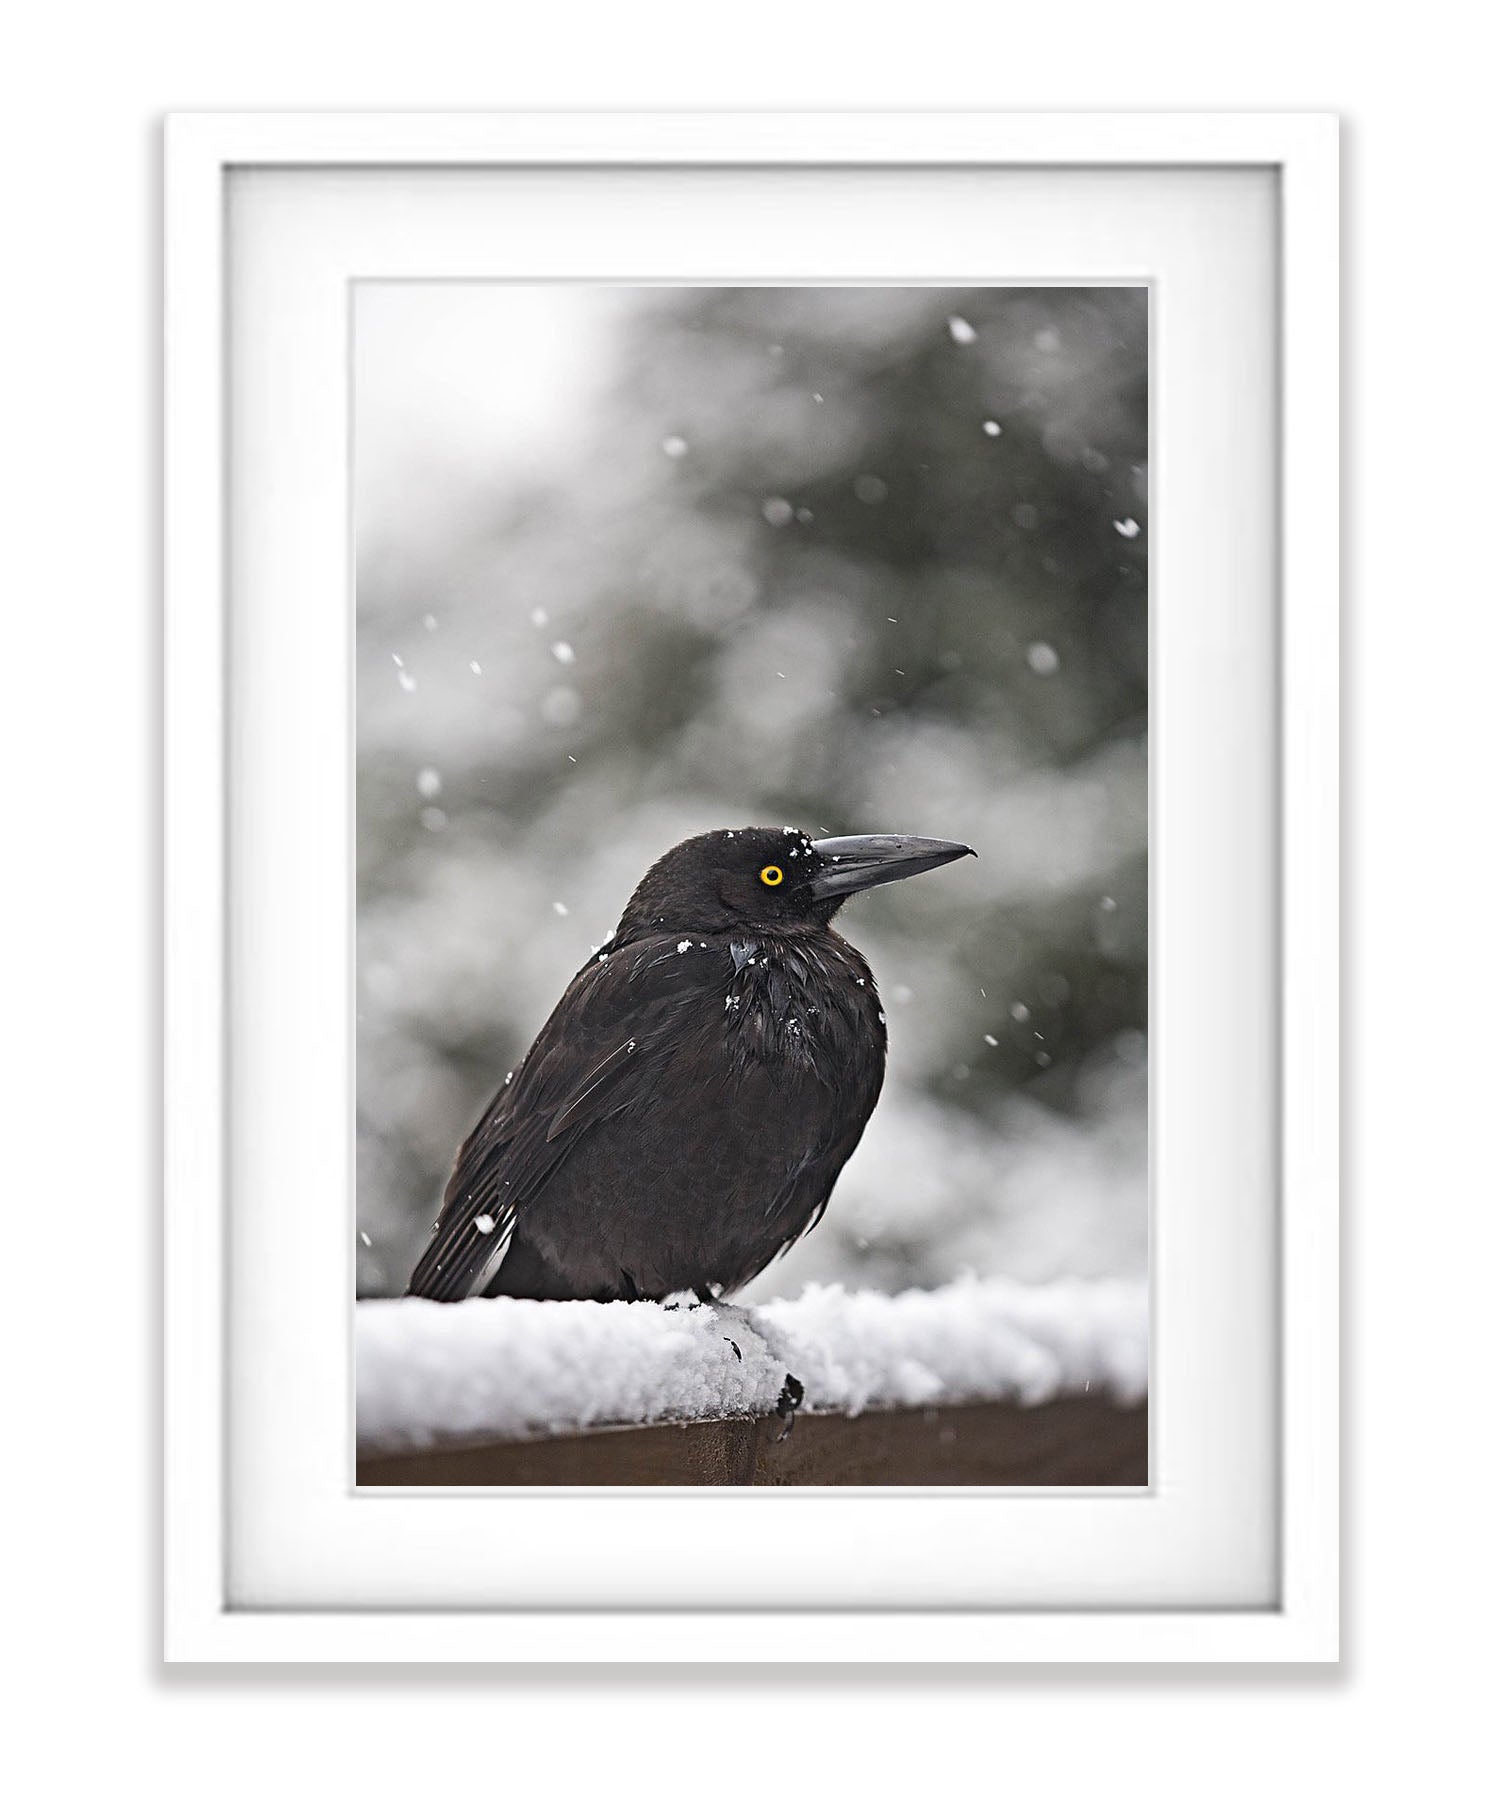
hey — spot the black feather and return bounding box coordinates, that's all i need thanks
[405,825,972,1303]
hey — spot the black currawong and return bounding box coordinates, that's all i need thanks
[406,827,975,1304]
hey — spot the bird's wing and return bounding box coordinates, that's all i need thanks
[405,936,725,1301]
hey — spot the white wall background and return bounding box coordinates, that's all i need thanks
[3,7,1494,1796]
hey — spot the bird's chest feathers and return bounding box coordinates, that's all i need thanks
[721,934,884,1080]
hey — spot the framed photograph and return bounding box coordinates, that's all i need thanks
[165,112,1338,1661]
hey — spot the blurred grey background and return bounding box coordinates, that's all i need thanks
[356,285,1147,1302]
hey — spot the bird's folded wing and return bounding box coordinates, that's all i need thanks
[405,938,723,1300]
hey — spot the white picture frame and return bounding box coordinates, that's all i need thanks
[164,112,1338,1663]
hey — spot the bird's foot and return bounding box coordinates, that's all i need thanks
[662,1284,725,1312]
[774,1372,805,1443]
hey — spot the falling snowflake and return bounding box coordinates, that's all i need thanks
[947,315,977,344]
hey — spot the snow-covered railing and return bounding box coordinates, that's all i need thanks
[357,1277,1148,1486]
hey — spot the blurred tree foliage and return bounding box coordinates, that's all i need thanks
[357,287,1147,1298]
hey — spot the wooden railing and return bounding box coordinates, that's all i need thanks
[358,1395,1146,1486]
[356,1277,1148,1486]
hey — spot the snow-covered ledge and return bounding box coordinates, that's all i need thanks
[356,1277,1148,1456]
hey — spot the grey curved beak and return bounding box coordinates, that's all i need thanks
[808,833,976,900]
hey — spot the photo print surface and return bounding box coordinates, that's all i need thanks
[354,286,1148,1485]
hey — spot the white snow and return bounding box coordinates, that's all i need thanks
[1113,517,1141,538]
[550,641,576,665]
[356,1276,1146,1453]
[947,315,977,345]
[416,767,442,798]
[661,434,689,458]
[982,419,1002,437]
[1026,641,1060,676]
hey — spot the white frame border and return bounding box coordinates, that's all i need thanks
[164,111,1338,1664]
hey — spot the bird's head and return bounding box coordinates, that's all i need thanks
[616,826,976,938]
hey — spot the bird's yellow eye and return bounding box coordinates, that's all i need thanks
[760,864,784,887]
